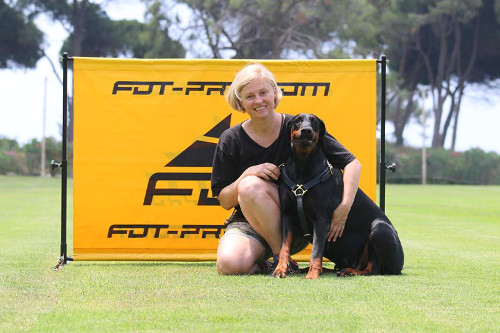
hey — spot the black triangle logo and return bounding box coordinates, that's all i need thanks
[205,114,231,138]
[165,114,232,167]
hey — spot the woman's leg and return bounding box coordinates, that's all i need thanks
[216,231,266,275]
[237,176,281,255]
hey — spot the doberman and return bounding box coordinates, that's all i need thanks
[272,113,404,279]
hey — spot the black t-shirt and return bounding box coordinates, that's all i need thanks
[211,113,356,197]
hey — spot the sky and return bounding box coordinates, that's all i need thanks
[1,0,499,154]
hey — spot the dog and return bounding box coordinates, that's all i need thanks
[272,113,404,279]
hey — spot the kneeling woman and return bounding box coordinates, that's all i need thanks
[211,63,361,275]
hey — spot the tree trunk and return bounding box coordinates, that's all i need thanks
[393,89,416,146]
[71,0,88,56]
[67,0,88,143]
[450,85,465,151]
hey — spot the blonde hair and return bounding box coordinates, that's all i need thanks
[225,63,283,112]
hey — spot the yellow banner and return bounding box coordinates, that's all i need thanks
[72,58,377,261]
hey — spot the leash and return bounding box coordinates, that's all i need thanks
[280,161,334,241]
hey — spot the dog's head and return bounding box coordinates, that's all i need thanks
[288,113,326,150]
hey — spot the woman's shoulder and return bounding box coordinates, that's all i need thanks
[217,122,245,150]
[280,113,293,130]
[220,121,243,137]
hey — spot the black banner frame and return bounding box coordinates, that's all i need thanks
[54,54,393,267]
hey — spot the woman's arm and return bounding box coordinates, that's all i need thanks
[327,158,361,242]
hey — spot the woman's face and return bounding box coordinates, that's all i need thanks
[239,78,276,119]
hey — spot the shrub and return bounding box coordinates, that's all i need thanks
[383,145,500,185]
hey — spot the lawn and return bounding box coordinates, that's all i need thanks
[0,176,499,332]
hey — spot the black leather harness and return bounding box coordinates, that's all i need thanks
[280,161,334,242]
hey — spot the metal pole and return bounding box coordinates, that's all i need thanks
[378,55,387,212]
[60,53,68,263]
[421,88,427,185]
[41,77,47,177]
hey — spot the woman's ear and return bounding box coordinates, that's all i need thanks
[273,86,279,107]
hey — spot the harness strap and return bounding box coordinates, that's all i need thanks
[280,161,334,240]
[296,196,311,241]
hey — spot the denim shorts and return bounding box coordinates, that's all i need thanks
[220,221,309,263]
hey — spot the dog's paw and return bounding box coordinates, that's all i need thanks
[337,268,356,277]
[272,263,289,278]
[272,269,287,278]
[304,267,321,279]
[304,272,320,279]
[337,269,349,277]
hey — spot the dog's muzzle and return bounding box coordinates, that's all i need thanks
[293,127,316,147]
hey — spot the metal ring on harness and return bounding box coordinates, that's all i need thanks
[292,184,307,197]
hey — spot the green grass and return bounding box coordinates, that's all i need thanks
[0,176,499,332]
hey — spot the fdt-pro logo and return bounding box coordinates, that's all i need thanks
[143,114,232,207]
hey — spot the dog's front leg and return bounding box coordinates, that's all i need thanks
[305,220,329,279]
[272,215,293,278]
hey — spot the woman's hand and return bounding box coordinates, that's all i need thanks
[243,163,280,181]
[327,158,361,242]
[327,203,349,242]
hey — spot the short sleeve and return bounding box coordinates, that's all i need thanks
[322,131,356,169]
[211,131,239,197]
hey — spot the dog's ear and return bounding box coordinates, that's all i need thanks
[287,114,298,133]
[317,116,326,146]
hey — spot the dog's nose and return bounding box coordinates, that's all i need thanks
[300,127,314,139]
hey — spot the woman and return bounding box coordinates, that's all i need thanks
[211,63,361,275]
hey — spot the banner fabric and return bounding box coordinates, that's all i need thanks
[72,58,377,261]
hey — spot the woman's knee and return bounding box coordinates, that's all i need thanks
[216,253,255,275]
[238,176,262,202]
[238,176,278,205]
[216,232,265,275]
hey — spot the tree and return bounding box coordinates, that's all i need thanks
[29,0,185,58]
[122,1,185,59]
[171,0,373,59]
[0,0,43,68]
[412,0,482,148]
[0,136,22,174]
[367,0,500,149]
[28,0,185,142]
[326,0,419,146]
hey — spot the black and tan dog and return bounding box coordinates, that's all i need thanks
[272,113,404,279]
